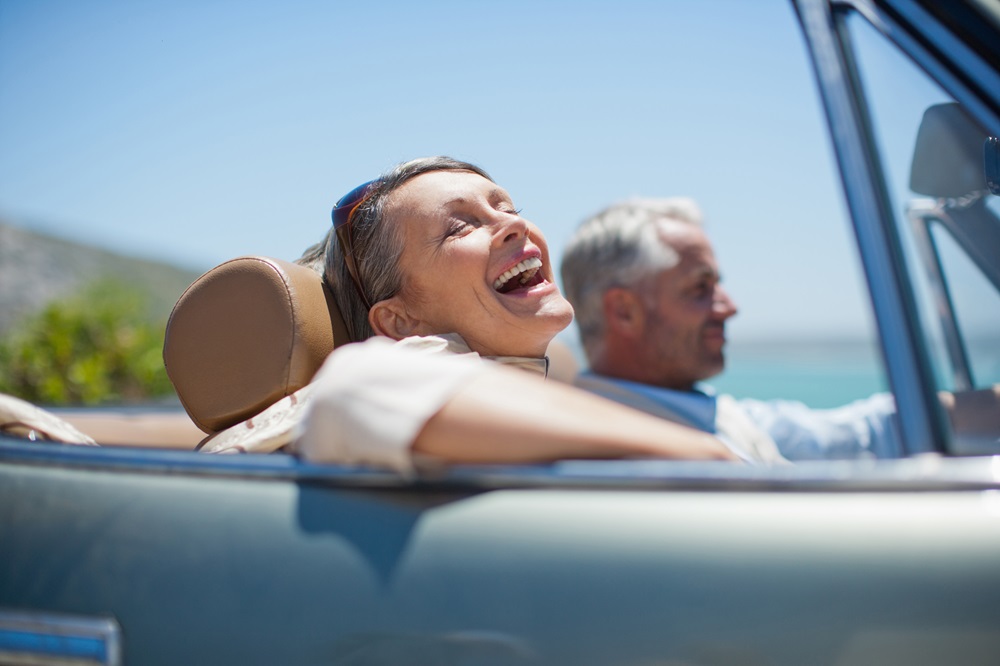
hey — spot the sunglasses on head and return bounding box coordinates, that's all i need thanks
[331,179,380,310]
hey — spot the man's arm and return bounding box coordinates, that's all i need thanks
[738,394,901,460]
[740,385,1000,460]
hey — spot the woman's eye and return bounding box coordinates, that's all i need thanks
[498,203,522,216]
[445,220,472,238]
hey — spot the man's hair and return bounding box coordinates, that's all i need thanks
[560,197,703,361]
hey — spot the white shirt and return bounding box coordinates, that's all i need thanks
[575,372,901,460]
[738,394,901,459]
[298,333,556,473]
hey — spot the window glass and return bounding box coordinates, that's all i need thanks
[931,225,1000,386]
[846,13,1000,452]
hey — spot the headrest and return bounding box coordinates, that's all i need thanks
[164,256,350,434]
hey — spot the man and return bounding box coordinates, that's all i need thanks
[560,198,901,461]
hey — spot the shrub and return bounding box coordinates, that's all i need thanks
[0,280,173,405]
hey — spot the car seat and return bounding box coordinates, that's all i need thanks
[163,256,350,435]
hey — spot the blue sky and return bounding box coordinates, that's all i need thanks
[0,0,878,342]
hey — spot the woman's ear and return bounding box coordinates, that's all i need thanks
[369,296,421,340]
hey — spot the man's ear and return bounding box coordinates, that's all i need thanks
[369,296,421,340]
[602,287,644,338]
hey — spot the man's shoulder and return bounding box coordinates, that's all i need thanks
[576,372,715,400]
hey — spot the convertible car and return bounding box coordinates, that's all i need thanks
[2,0,999,664]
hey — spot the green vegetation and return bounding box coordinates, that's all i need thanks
[0,280,174,405]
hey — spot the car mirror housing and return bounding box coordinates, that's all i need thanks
[909,102,990,198]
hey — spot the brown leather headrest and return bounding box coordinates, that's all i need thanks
[164,256,350,434]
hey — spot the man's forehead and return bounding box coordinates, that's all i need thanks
[653,224,718,273]
[654,217,706,244]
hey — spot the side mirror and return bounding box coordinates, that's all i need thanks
[909,102,989,198]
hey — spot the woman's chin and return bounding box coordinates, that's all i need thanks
[536,294,575,332]
[451,291,573,358]
[462,322,563,359]
[498,286,573,323]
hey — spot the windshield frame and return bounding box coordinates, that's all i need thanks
[794,0,1000,455]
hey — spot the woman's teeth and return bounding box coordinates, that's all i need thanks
[493,257,543,291]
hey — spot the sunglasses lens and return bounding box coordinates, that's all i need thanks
[332,179,378,229]
[331,178,380,310]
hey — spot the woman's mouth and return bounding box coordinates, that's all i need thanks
[493,257,544,294]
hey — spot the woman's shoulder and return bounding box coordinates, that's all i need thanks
[339,334,546,376]
[321,334,480,373]
[394,333,475,356]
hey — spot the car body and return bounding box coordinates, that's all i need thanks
[2,0,1000,664]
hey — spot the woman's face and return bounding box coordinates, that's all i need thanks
[378,170,573,357]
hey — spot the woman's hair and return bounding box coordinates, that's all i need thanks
[298,156,493,341]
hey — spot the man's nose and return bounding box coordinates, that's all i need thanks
[713,285,738,319]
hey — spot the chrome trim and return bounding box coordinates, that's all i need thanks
[906,199,975,391]
[0,610,121,666]
[465,455,1000,492]
[0,436,410,488]
[1,437,998,493]
[793,0,950,454]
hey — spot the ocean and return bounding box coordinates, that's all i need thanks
[710,339,888,409]
[560,336,1000,409]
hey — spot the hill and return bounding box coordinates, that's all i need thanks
[0,221,203,334]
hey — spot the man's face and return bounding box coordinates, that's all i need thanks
[635,223,738,390]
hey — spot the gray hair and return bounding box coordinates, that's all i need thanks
[297,157,493,341]
[560,197,703,360]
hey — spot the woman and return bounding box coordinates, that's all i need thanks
[285,156,785,471]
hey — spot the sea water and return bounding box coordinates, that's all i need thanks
[710,339,888,409]
[711,337,1000,408]
[560,335,1000,409]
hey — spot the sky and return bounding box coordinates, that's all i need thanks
[0,0,879,343]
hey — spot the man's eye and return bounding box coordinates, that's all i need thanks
[691,283,712,298]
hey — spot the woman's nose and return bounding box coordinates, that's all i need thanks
[496,213,529,245]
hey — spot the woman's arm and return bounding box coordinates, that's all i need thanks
[415,364,738,463]
[297,336,739,471]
